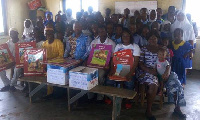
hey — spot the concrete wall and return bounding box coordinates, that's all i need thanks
[193,40,200,70]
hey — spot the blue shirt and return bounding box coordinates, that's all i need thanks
[64,33,91,60]
[111,35,122,44]
[133,34,147,47]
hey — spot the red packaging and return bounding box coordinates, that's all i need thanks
[24,48,47,76]
[15,41,36,68]
[109,49,134,81]
[28,0,42,10]
[0,43,15,72]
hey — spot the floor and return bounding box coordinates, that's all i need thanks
[0,70,200,120]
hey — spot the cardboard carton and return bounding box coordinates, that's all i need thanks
[69,66,98,90]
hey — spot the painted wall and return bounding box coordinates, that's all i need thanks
[0,0,30,44]
[99,0,183,16]
[43,0,63,20]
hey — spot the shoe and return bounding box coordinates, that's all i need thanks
[9,86,17,92]
[0,85,10,92]
[125,103,132,109]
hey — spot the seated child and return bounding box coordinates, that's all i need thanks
[156,47,170,95]
[156,47,186,118]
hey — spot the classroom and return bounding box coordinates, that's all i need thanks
[0,0,200,120]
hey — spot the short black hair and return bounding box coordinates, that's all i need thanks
[122,28,134,44]
[174,28,183,36]
[98,25,107,31]
[147,30,160,40]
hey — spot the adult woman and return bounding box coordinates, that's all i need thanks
[137,32,161,120]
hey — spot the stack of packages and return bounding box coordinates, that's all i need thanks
[15,41,47,76]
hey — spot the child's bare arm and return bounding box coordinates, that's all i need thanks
[162,65,171,81]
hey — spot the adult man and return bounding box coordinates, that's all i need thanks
[0,28,23,92]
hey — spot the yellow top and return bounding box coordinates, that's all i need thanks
[42,39,64,60]
[172,40,185,50]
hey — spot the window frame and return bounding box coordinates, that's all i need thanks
[0,0,8,35]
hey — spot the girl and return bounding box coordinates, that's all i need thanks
[106,22,114,38]
[129,24,143,48]
[44,11,55,27]
[107,28,140,109]
[111,24,123,44]
[161,20,172,40]
[22,19,34,42]
[139,25,149,47]
[172,28,193,86]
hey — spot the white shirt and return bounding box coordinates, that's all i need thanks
[156,59,169,75]
[6,39,23,57]
[90,37,116,54]
[114,44,141,56]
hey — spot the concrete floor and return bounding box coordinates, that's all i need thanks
[0,70,200,120]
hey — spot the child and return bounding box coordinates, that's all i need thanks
[160,21,172,41]
[156,47,170,95]
[32,27,44,48]
[107,28,140,109]
[111,24,123,44]
[22,19,34,42]
[106,22,114,38]
[91,22,99,40]
[172,28,193,86]
[44,11,55,27]
[139,25,149,47]
[156,47,186,118]
[129,24,143,48]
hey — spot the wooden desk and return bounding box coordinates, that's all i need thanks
[19,76,137,120]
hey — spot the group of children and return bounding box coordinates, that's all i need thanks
[0,5,196,120]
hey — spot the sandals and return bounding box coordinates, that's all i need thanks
[174,109,186,118]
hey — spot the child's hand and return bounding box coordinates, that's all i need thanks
[148,68,157,76]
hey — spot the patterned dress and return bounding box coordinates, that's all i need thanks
[137,47,158,85]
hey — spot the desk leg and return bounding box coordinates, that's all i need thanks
[112,96,122,120]
[67,88,87,111]
[29,83,46,103]
[67,88,70,112]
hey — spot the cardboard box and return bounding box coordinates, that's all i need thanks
[69,66,98,90]
[46,58,80,85]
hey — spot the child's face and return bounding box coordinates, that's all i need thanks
[106,24,113,34]
[142,27,149,36]
[129,25,137,34]
[162,40,169,47]
[47,14,52,20]
[150,11,156,20]
[130,16,136,23]
[122,32,131,44]
[177,13,185,22]
[25,20,31,28]
[158,51,167,60]
[151,22,159,31]
[116,27,122,36]
[163,24,170,31]
[91,24,98,34]
[174,30,183,40]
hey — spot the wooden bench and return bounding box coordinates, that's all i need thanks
[19,76,137,120]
